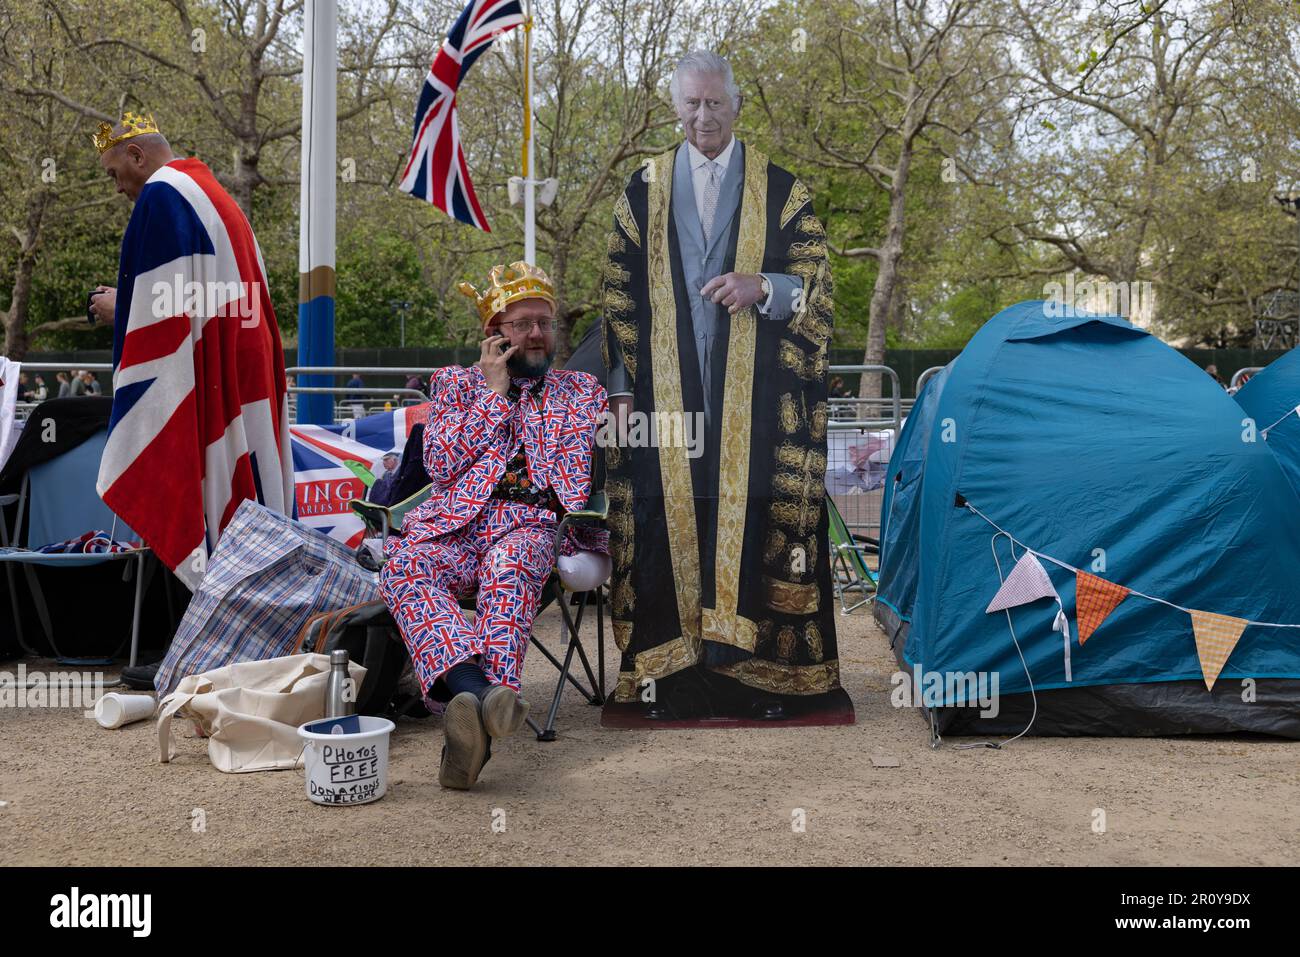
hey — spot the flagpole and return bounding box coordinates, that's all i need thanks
[297,0,337,425]
[523,1,536,265]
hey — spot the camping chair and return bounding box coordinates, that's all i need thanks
[0,429,154,665]
[351,484,609,742]
[827,496,878,614]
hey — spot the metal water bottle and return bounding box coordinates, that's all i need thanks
[325,649,353,718]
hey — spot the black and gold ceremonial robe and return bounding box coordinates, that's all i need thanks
[601,143,840,702]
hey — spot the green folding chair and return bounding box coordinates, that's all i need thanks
[351,486,609,741]
[827,496,878,614]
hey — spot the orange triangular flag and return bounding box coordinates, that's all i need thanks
[1188,610,1249,691]
[1075,572,1130,645]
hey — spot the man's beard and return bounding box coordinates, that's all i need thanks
[507,348,553,379]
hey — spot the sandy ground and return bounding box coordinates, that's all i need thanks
[3,602,1300,867]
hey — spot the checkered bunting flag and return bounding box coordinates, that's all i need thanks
[1075,571,1130,645]
[1189,610,1249,692]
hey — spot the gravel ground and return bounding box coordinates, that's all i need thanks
[3,603,1299,866]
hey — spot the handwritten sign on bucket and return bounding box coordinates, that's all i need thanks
[300,716,395,806]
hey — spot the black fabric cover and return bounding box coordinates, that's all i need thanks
[0,397,113,493]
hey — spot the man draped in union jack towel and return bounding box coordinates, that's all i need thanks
[91,112,294,597]
[379,262,609,790]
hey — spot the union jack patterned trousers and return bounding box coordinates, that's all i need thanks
[380,500,556,693]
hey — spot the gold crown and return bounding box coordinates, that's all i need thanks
[457,261,556,330]
[92,111,160,154]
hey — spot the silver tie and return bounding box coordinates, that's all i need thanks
[701,160,721,242]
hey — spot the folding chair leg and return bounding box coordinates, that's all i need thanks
[128,552,146,668]
[596,584,606,702]
[537,637,581,741]
[5,563,36,657]
[526,582,609,742]
[555,590,601,702]
[528,632,597,699]
[23,564,58,657]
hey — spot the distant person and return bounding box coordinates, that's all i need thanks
[346,372,365,419]
[1205,364,1224,388]
[69,370,86,397]
[56,372,71,398]
[405,372,428,398]
[83,371,102,396]
[16,372,31,401]
[31,375,48,401]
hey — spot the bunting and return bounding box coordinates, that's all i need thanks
[986,551,1073,680]
[1189,611,1250,692]
[986,552,1057,613]
[965,500,1294,693]
[1076,571,1130,645]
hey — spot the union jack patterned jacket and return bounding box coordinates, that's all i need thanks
[406,364,608,551]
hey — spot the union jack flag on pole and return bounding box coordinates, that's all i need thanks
[398,0,526,231]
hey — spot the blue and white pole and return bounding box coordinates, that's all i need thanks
[297,0,337,424]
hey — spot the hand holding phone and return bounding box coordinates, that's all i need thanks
[477,334,518,397]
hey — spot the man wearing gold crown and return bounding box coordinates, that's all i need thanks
[601,51,845,722]
[91,113,293,614]
[379,262,609,789]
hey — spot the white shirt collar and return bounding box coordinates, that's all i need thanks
[686,136,736,173]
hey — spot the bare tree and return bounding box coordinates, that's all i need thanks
[22,0,403,217]
[760,0,1016,397]
[0,5,119,358]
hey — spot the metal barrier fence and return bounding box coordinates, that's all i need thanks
[9,359,902,546]
[916,365,945,397]
[825,365,901,545]
[286,365,430,422]
[1230,367,1262,391]
[9,362,114,423]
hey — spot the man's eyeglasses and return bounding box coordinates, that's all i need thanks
[496,317,555,335]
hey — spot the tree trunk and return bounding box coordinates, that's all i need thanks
[2,191,52,360]
[231,143,260,219]
[859,147,912,402]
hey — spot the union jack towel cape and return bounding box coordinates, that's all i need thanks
[397,0,525,230]
[96,158,294,591]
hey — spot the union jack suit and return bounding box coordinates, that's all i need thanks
[379,364,608,693]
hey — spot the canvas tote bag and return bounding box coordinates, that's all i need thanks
[157,653,367,773]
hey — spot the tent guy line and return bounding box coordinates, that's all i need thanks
[963,501,1300,630]
[1260,406,1299,439]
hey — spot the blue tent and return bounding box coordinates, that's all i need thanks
[1234,347,1300,501]
[875,301,1300,737]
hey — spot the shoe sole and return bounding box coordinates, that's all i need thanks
[480,685,529,739]
[439,692,489,790]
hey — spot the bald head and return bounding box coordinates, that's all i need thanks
[99,129,176,201]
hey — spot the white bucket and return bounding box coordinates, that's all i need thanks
[298,715,396,806]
